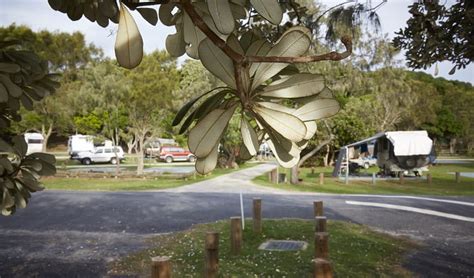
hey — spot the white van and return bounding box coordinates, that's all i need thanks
[68,134,95,157]
[24,133,44,154]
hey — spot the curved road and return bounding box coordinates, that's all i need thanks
[0,163,473,277]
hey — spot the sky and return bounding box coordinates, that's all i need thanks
[1,0,472,84]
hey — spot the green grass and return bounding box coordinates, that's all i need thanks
[254,164,474,196]
[108,219,416,277]
[43,163,257,191]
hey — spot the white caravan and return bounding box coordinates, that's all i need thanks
[24,133,44,154]
[68,134,95,157]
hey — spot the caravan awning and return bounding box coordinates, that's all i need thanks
[385,131,433,156]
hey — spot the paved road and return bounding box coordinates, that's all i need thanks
[1,164,473,277]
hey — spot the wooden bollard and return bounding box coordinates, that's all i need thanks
[313,258,333,278]
[314,232,329,259]
[253,199,262,234]
[319,173,324,185]
[372,172,376,185]
[315,216,327,233]
[151,256,171,278]
[230,217,242,255]
[455,172,460,183]
[314,201,323,217]
[311,167,315,174]
[427,173,432,185]
[270,169,278,183]
[205,232,219,278]
[399,173,404,185]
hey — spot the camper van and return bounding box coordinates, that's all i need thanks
[333,131,435,177]
[24,133,44,154]
[68,135,95,157]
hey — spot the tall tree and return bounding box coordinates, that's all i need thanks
[1,25,102,150]
[125,51,179,175]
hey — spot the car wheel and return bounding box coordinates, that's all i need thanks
[188,155,196,162]
[165,156,173,163]
[364,162,370,169]
[82,158,91,165]
[110,157,118,165]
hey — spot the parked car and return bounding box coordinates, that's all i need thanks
[159,147,195,163]
[350,156,377,169]
[145,138,178,158]
[72,146,125,165]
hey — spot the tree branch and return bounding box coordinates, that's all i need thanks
[180,0,244,63]
[246,36,352,63]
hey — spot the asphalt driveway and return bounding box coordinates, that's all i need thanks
[0,164,473,277]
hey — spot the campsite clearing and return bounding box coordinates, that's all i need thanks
[254,164,474,196]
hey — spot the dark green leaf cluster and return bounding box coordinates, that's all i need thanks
[0,136,56,216]
[0,40,60,127]
[393,1,474,73]
[48,0,158,27]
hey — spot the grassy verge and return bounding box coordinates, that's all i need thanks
[253,164,474,196]
[109,219,416,277]
[43,163,258,191]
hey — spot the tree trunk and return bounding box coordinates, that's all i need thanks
[290,166,299,184]
[127,137,137,155]
[136,135,145,176]
[114,127,121,176]
[290,138,333,185]
[449,138,457,155]
[41,123,53,152]
[323,144,330,167]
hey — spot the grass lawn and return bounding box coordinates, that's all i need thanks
[253,164,474,196]
[108,219,416,277]
[43,163,257,191]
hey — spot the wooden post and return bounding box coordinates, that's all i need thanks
[270,169,278,183]
[253,199,262,234]
[311,167,315,174]
[151,256,171,278]
[314,232,329,259]
[372,172,376,185]
[455,172,460,183]
[205,232,219,278]
[314,201,323,217]
[230,217,242,255]
[399,172,404,185]
[313,258,333,278]
[427,173,432,185]
[315,216,327,233]
[319,173,324,185]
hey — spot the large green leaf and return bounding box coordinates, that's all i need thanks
[114,3,143,69]
[0,63,21,73]
[198,38,236,89]
[251,27,311,91]
[12,135,27,157]
[303,121,317,140]
[195,143,219,175]
[294,99,340,121]
[172,87,226,126]
[241,118,259,156]
[260,73,325,98]
[137,8,158,26]
[188,104,237,158]
[159,3,177,26]
[250,0,283,25]
[256,101,295,114]
[166,31,186,57]
[254,104,306,142]
[28,153,56,165]
[207,0,235,34]
[247,40,271,76]
[294,86,335,104]
[266,135,300,168]
[0,74,22,98]
[183,11,206,59]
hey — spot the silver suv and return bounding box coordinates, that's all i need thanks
[72,146,125,165]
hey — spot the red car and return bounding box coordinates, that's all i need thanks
[159,146,195,163]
